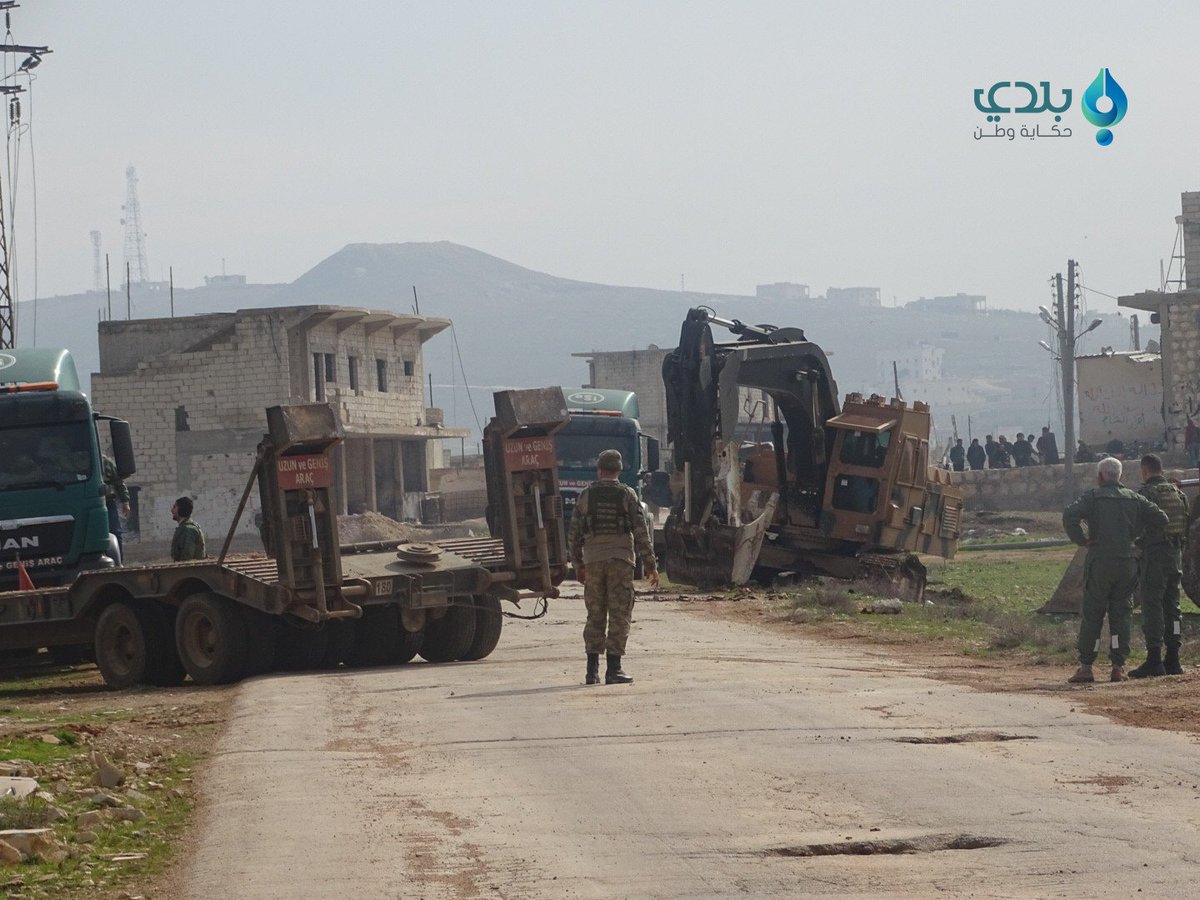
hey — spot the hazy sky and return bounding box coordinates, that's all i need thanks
[12,1,1200,312]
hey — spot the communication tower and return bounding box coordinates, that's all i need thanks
[90,230,102,290]
[121,166,149,285]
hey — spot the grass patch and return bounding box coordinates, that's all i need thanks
[0,735,77,766]
[0,795,56,830]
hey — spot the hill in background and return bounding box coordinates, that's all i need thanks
[14,241,1143,444]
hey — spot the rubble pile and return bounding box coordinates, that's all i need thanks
[337,512,418,544]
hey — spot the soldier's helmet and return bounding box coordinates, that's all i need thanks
[597,449,623,472]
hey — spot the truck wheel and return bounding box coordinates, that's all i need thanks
[275,623,329,671]
[418,604,476,663]
[141,603,186,687]
[94,603,151,689]
[321,619,356,669]
[460,595,503,661]
[175,593,249,685]
[394,628,423,664]
[351,607,400,667]
[240,607,278,677]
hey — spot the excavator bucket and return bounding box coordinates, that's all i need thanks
[663,495,777,588]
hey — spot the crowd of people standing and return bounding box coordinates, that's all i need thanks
[948,427,1061,472]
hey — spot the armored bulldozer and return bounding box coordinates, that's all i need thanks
[660,307,963,597]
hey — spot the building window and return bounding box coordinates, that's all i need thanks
[313,352,326,401]
[324,353,336,383]
[376,358,388,392]
[403,360,415,377]
[348,355,359,391]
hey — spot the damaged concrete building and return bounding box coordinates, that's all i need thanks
[93,305,467,542]
[1119,190,1200,454]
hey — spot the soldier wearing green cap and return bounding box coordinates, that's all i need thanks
[567,448,659,685]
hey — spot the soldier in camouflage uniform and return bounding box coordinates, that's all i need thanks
[1063,457,1168,683]
[567,449,659,685]
[1130,454,1189,677]
[102,454,131,558]
[170,496,206,562]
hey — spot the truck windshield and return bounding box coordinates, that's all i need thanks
[556,417,638,471]
[0,421,94,490]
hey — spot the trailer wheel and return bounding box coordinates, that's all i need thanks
[175,593,249,685]
[351,607,400,667]
[460,595,503,661]
[275,623,329,671]
[321,619,356,669]
[240,607,278,677]
[394,627,423,664]
[418,604,476,663]
[94,603,151,689]
[141,603,186,687]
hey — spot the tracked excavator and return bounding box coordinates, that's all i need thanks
[660,307,963,597]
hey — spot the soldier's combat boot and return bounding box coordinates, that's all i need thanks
[1110,664,1128,683]
[605,654,633,685]
[1129,648,1166,679]
[586,653,601,685]
[1164,646,1184,676]
[1067,664,1094,684]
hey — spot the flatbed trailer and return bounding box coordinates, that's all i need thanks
[0,390,572,688]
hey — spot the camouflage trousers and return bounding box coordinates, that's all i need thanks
[1078,555,1137,666]
[583,557,636,655]
[1139,542,1183,651]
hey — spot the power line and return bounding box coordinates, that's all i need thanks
[449,320,482,432]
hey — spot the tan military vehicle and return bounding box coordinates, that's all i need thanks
[661,308,963,597]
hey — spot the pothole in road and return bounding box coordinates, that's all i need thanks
[768,833,1008,857]
[893,731,1036,745]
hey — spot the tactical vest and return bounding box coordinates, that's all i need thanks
[585,482,632,536]
[1145,480,1189,539]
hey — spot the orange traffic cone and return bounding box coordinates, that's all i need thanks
[16,558,35,592]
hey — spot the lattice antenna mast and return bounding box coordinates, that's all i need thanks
[0,2,50,349]
[121,165,148,284]
[90,229,102,290]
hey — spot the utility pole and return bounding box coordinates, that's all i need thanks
[125,261,131,320]
[0,4,51,349]
[1041,260,1102,500]
[105,253,111,320]
[1062,264,1076,497]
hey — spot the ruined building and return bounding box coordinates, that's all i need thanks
[1119,190,1200,454]
[93,305,466,542]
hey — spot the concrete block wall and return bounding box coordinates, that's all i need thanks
[952,463,1196,511]
[581,347,671,446]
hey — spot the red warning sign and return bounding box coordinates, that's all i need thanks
[276,454,332,490]
[504,437,556,472]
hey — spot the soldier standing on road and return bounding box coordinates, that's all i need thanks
[1130,454,1189,678]
[102,454,131,559]
[170,496,207,562]
[567,449,659,685]
[1062,457,1168,684]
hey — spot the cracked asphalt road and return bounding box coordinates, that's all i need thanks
[179,594,1200,898]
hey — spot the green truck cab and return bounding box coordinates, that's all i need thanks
[0,348,135,589]
[556,389,660,547]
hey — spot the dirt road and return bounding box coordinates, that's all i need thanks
[177,594,1200,898]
